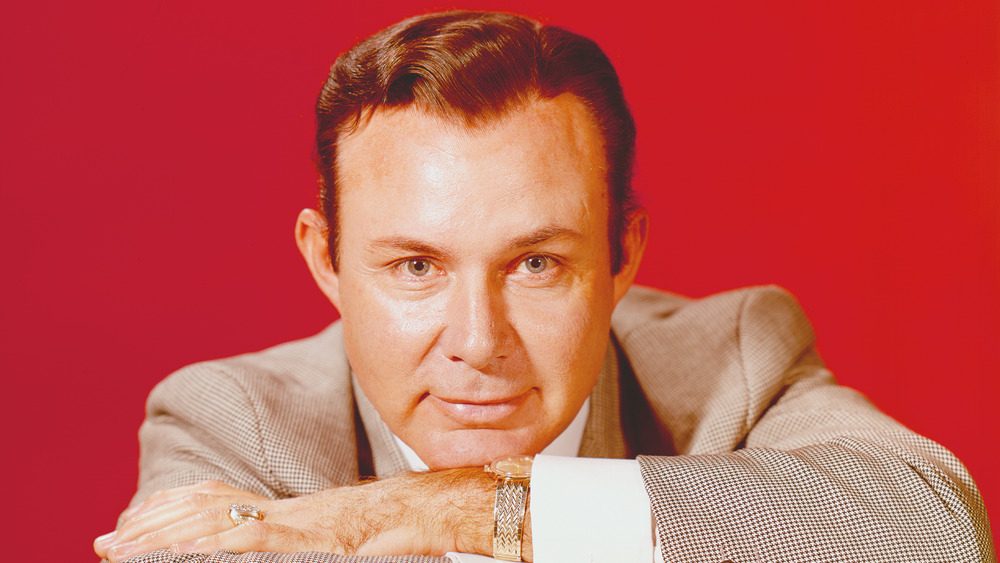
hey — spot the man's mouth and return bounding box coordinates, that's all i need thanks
[425,392,531,425]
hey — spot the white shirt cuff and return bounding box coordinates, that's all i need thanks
[530,454,655,563]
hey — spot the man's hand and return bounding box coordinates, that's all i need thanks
[94,468,530,562]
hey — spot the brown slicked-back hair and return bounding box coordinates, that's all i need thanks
[315,11,637,272]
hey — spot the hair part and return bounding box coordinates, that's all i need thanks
[315,10,637,272]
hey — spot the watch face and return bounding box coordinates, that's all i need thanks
[490,455,533,478]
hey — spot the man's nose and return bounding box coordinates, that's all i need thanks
[440,279,513,369]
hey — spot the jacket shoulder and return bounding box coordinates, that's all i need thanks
[613,285,819,453]
[614,285,809,336]
[141,322,359,498]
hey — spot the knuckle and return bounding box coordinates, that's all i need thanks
[137,528,162,545]
[191,534,220,552]
[202,479,227,492]
[242,520,270,543]
[200,507,228,523]
[115,520,137,537]
[184,492,211,508]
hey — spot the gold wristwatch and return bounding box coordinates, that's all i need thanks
[485,454,533,562]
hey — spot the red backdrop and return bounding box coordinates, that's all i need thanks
[3,1,997,559]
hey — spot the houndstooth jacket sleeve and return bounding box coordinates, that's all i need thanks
[613,286,995,562]
[116,286,995,563]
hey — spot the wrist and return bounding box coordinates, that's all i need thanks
[433,467,533,561]
[438,467,496,556]
[363,467,533,561]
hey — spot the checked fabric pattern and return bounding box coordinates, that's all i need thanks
[114,285,994,563]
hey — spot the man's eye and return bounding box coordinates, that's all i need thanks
[522,255,549,274]
[405,259,432,276]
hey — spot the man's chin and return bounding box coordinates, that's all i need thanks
[416,428,550,469]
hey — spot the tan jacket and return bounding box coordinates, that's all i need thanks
[130,286,995,562]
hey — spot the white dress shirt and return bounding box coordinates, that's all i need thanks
[393,399,662,563]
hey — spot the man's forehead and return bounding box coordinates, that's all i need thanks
[332,93,612,257]
[335,94,607,173]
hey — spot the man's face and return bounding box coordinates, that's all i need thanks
[329,94,636,469]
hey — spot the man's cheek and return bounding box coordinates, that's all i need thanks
[514,297,597,346]
[352,283,446,339]
[380,296,447,345]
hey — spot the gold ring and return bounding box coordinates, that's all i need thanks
[228,503,264,526]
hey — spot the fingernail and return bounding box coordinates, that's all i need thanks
[95,531,117,547]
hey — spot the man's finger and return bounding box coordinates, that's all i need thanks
[115,492,220,543]
[105,508,233,563]
[108,492,264,556]
[120,480,238,520]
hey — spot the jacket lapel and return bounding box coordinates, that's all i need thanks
[579,341,628,458]
[352,375,411,478]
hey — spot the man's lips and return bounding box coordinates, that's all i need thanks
[425,391,531,425]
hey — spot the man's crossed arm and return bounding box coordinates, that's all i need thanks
[95,469,520,562]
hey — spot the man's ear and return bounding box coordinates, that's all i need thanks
[295,208,342,310]
[612,208,649,304]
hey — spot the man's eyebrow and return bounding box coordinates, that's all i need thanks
[510,226,584,248]
[368,237,453,259]
[367,227,582,257]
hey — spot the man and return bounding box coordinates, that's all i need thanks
[94,10,993,563]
